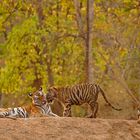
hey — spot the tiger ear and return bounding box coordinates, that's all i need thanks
[39,87,42,91]
[47,86,57,93]
[52,87,58,95]
[28,93,33,97]
[52,87,57,91]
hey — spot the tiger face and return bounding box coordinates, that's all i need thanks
[28,87,47,106]
[46,87,58,104]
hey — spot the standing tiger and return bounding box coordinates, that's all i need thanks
[0,87,58,119]
[46,83,122,118]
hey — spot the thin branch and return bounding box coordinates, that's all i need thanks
[2,3,19,25]
[98,51,140,105]
[122,30,139,78]
[73,0,86,39]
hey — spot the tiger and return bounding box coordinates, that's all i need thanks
[46,83,122,118]
[0,87,58,119]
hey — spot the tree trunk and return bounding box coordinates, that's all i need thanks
[73,0,94,83]
[46,56,54,86]
[36,0,54,87]
[85,0,94,83]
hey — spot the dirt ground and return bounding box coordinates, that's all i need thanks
[0,117,140,140]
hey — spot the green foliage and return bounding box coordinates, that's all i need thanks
[0,16,39,94]
[0,0,140,118]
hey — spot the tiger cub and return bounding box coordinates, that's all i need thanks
[0,87,58,119]
[46,83,122,118]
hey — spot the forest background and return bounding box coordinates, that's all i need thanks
[0,0,140,119]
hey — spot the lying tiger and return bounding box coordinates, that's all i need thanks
[46,83,122,118]
[0,87,58,119]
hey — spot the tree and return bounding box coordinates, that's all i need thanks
[73,0,94,83]
[0,0,140,118]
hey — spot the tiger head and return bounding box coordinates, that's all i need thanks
[28,87,47,106]
[46,87,58,104]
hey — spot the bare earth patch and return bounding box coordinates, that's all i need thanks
[0,117,140,140]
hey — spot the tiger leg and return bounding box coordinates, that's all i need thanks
[63,101,72,117]
[0,111,9,118]
[86,102,98,118]
[93,102,98,118]
[48,112,59,117]
[63,108,71,117]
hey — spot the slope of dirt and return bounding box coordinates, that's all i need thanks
[0,117,140,140]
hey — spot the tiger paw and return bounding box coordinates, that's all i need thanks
[85,114,95,118]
